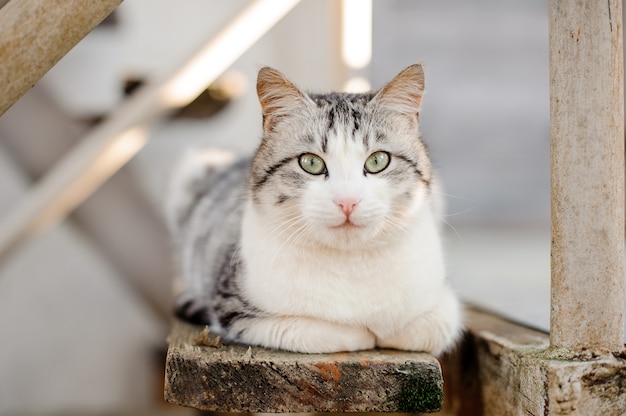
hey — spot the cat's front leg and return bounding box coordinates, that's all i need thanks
[376,287,463,356]
[228,316,376,353]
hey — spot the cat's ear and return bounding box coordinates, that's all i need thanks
[257,67,312,132]
[371,64,425,118]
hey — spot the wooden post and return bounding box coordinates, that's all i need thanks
[0,0,123,117]
[549,0,624,351]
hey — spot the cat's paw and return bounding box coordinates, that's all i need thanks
[376,289,463,356]
[233,316,376,353]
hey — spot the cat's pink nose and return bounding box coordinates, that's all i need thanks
[335,198,359,218]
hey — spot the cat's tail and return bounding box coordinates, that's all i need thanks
[165,147,236,238]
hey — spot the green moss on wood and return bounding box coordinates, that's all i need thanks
[393,363,443,413]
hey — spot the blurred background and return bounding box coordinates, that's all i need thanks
[0,0,554,414]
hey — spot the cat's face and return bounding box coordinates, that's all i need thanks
[250,65,433,250]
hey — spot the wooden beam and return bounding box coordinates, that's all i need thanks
[165,320,444,413]
[549,0,624,351]
[441,308,626,415]
[0,0,123,117]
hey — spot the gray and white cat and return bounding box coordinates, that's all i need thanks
[166,64,463,355]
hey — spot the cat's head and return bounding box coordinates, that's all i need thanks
[250,64,434,250]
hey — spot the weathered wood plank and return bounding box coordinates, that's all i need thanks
[442,308,626,415]
[164,320,443,413]
[549,0,625,351]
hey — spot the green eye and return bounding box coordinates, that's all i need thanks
[299,153,326,175]
[364,151,390,174]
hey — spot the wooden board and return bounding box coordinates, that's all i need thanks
[164,320,443,413]
[441,308,626,415]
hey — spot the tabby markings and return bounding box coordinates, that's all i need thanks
[253,156,294,191]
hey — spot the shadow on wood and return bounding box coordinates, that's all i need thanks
[164,320,443,413]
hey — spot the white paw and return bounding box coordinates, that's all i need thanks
[376,289,463,356]
[235,316,376,353]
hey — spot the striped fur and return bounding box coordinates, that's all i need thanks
[167,65,463,355]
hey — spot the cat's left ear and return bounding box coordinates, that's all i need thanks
[257,67,313,132]
[371,64,425,120]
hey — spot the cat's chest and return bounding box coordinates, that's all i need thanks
[240,236,444,326]
[238,202,445,327]
[243,247,405,319]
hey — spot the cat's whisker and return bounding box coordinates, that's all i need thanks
[442,206,476,218]
[265,216,298,238]
[263,212,305,244]
[430,190,476,203]
[269,219,310,267]
[385,204,412,221]
[292,220,317,248]
[430,190,478,218]
[381,217,406,236]
[440,217,464,244]
[279,229,308,260]
[267,209,306,242]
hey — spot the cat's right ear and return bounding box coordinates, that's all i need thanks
[257,67,311,132]
[371,64,425,121]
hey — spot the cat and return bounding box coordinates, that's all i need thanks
[166,64,463,355]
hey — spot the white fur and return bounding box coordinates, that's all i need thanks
[237,136,462,355]
[171,65,463,355]
[239,196,461,355]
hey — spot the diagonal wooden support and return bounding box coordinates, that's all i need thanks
[0,0,123,117]
[0,0,301,263]
[165,320,444,413]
